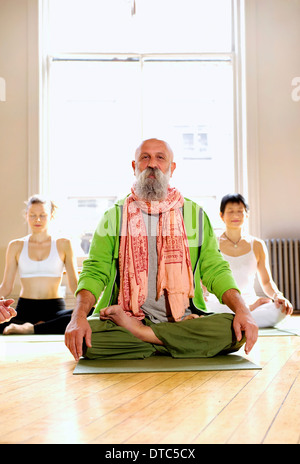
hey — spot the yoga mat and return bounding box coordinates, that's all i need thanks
[282,327,300,336]
[0,334,65,342]
[73,354,261,375]
[258,327,300,337]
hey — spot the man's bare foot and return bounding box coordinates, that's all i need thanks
[182,314,203,321]
[100,305,139,328]
[100,305,163,345]
[3,322,34,335]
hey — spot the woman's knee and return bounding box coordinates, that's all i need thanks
[251,303,286,328]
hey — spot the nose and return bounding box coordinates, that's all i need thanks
[148,158,157,169]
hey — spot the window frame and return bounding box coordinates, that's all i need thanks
[28,0,259,236]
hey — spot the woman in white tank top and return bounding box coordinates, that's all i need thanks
[0,195,78,335]
[205,194,293,328]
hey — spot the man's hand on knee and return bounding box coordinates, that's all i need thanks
[65,290,95,361]
[233,310,258,355]
[65,316,92,361]
[222,289,258,354]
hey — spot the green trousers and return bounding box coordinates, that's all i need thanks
[84,313,246,360]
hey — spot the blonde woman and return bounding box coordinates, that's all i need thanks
[205,194,293,328]
[0,195,78,335]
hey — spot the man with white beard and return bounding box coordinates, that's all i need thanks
[65,139,257,361]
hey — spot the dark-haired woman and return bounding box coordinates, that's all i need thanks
[205,194,293,328]
[0,195,78,334]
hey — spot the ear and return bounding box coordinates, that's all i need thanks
[132,160,136,175]
[170,162,176,177]
[219,211,225,222]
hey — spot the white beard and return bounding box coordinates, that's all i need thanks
[134,166,171,201]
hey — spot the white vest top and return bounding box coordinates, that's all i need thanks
[18,235,64,278]
[221,238,258,302]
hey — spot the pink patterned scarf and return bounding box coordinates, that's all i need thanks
[118,186,194,321]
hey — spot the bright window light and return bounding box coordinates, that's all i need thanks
[42,0,236,256]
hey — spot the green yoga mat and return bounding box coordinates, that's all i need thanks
[258,327,300,336]
[73,354,261,375]
[0,334,65,342]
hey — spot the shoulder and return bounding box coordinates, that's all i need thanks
[7,237,26,252]
[183,197,204,219]
[115,195,129,207]
[94,197,128,236]
[55,238,75,263]
[183,197,201,208]
[5,237,26,262]
[56,237,72,250]
[252,236,265,249]
[183,198,206,237]
[100,196,128,220]
[252,236,267,259]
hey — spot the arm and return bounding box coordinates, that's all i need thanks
[60,238,78,295]
[222,289,258,355]
[65,289,95,361]
[254,239,293,315]
[199,213,258,354]
[0,240,20,297]
[65,206,119,360]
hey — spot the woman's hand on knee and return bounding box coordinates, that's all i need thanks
[274,295,293,315]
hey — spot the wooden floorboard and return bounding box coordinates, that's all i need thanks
[1,319,300,445]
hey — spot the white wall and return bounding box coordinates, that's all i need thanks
[0,0,299,296]
[246,0,300,239]
[0,0,29,294]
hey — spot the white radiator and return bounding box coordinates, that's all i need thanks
[265,239,300,311]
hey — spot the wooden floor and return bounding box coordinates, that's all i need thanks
[1,318,300,445]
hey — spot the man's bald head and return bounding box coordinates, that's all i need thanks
[134,138,174,163]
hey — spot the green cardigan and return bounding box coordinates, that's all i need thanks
[76,197,239,315]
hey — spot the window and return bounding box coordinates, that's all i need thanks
[41,0,244,256]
